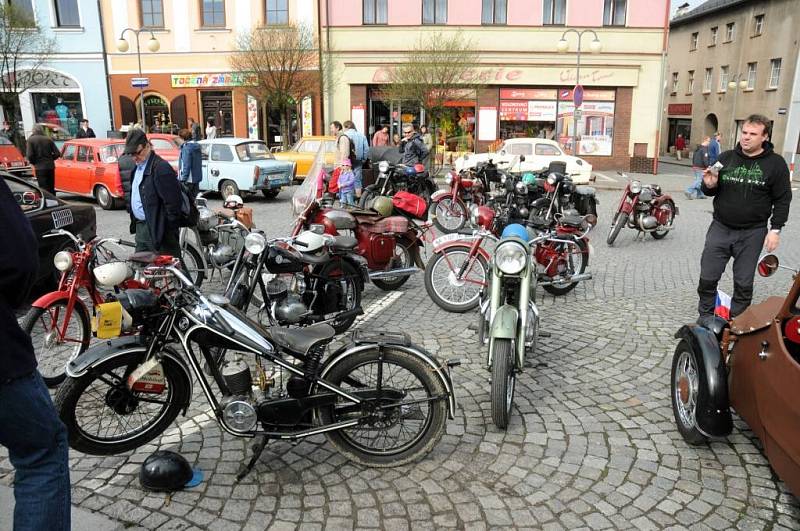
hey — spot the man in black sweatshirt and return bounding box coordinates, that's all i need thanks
[697,114,792,320]
[0,178,71,529]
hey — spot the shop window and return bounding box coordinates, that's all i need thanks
[481,0,506,25]
[202,0,225,27]
[746,62,757,89]
[210,144,234,162]
[543,0,565,25]
[266,0,287,25]
[422,0,446,24]
[32,93,83,137]
[603,0,626,26]
[54,0,80,27]
[535,143,560,156]
[768,58,781,89]
[363,0,387,25]
[140,0,164,28]
[556,99,615,156]
[76,146,91,163]
[61,143,77,161]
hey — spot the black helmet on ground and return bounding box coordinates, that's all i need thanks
[139,450,195,492]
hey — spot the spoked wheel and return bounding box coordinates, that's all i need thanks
[424,246,488,312]
[606,212,628,246]
[21,301,91,387]
[180,242,205,287]
[315,260,362,334]
[431,198,468,233]
[651,201,676,240]
[317,348,448,466]
[670,340,708,445]
[54,350,190,455]
[372,237,418,291]
[541,237,589,296]
[490,338,516,429]
[358,187,378,209]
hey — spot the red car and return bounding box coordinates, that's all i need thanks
[148,133,181,170]
[55,138,126,210]
[0,135,33,179]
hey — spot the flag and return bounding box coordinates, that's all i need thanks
[715,290,731,320]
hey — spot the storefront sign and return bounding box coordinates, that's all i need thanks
[667,103,692,115]
[5,70,79,89]
[559,69,615,84]
[557,101,615,156]
[499,88,557,100]
[301,97,313,137]
[558,89,616,101]
[477,107,497,141]
[499,100,556,121]
[247,95,258,140]
[372,67,522,84]
[171,73,257,88]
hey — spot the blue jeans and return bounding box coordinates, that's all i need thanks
[339,190,355,206]
[0,372,71,531]
[352,161,363,193]
[686,169,706,198]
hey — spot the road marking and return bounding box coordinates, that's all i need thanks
[593,172,618,182]
[356,289,404,325]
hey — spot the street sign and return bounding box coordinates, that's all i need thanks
[131,77,150,88]
[573,84,584,107]
[574,109,583,121]
[778,107,787,115]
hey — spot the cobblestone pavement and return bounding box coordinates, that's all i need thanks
[2,185,800,530]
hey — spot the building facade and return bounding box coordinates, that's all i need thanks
[0,0,113,138]
[664,0,800,164]
[321,0,670,171]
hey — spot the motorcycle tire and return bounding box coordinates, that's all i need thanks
[430,198,468,233]
[651,201,676,240]
[371,237,419,291]
[424,246,488,313]
[54,350,190,455]
[542,236,589,296]
[21,301,91,388]
[490,338,516,430]
[358,186,378,209]
[181,243,205,288]
[606,212,628,246]
[670,340,709,445]
[314,260,362,334]
[316,347,448,466]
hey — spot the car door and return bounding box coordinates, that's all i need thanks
[208,143,235,191]
[73,145,94,195]
[507,141,534,172]
[295,139,320,178]
[55,143,78,192]
[199,143,212,191]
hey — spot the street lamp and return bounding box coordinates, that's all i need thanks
[116,29,160,130]
[727,73,749,149]
[557,29,602,156]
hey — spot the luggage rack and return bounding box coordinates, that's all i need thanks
[350,329,411,347]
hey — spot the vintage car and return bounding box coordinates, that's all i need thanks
[454,138,593,184]
[0,135,33,179]
[54,138,126,210]
[148,133,181,169]
[3,172,96,289]
[199,138,295,200]
[272,135,337,181]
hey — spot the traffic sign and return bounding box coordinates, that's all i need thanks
[573,84,584,107]
[131,77,150,88]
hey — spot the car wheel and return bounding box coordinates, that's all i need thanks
[220,180,240,201]
[94,185,117,210]
[261,189,280,199]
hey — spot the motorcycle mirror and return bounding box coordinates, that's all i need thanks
[757,254,779,277]
[309,224,325,235]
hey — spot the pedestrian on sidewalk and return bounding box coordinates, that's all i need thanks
[675,134,686,160]
[337,159,356,206]
[177,128,202,199]
[696,114,791,323]
[343,120,369,200]
[188,117,202,141]
[708,132,721,165]
[372,124,389,147]
[0,176,71,531]
[26,124,60,195]
[685,136,710,199]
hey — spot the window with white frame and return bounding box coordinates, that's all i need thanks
[687,70,694,93]
[266,0,288,25]
[746,62,757,89]
[543,0,566,25]
[671,72,679,94]
[703,68,713,92]
[725,22,735,42]
[769,58,781,88]
[422,0,447,24]
[719,66,729,91]
[709,26,718,46]
[690,32,698,51]
[753,14,764,36]
[54,0,80,26]
[603,0,626,26]
[363,0,388,24]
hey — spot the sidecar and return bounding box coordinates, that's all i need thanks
[671,255,800,497]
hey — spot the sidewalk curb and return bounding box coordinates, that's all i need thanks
[0,484,124,530]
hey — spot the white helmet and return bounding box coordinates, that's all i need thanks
[93,261,131,287]
[294,230,328,253]
[223,194,244,209]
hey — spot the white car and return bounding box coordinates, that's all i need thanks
[454,138,593,184]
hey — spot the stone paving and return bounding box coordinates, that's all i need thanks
[2,184,800,530]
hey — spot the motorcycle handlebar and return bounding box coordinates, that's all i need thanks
[43,228,81,246]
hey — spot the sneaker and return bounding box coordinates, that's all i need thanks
[683,191,694,200]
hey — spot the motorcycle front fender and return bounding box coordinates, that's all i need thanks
[490,304,519,340]
[675,324,733,437]
[430,190,452,203]
[31,289,85,311]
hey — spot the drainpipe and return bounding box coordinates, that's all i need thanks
[653,0,671,175]
[316,0,325,133]
[324,0,332,125]
[97,0,116,133]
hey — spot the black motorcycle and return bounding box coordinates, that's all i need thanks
[54,262,458,478]
[359,161,437,208]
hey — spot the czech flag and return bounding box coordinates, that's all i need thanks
[715,290,731,320]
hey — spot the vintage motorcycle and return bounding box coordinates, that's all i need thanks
[672,254,800,497]
[606,176,677,246]
[54,262,458,479]
[528,164,598,226]
[428,164,494,233]
[359,161,437,208]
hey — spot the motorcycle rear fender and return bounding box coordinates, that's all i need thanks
[340,255,369,290]
[65,336,193,415]
[320,341,457,418]
[653,195,679,215]
[675,324,733,437]
[490,304,518,339]
[31,290,88,312]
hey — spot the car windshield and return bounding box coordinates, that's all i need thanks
[99,145,124,163]
[236,142,272,161]
[0,137,11,145]
[150,138,176,150]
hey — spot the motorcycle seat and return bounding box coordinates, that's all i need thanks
[128,251,158,264]
[330,235,358,251]
[359,216,409,234]
[297,250,331,265]
[574,186,596,196]
[560,214,586,228]
[269,323,336,355]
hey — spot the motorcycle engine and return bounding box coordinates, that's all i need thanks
[221,357,258,432]
[272,275,309,323]
[639,214,659,230]
[210,229,245,268]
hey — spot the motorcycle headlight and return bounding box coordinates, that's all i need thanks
[469,204,479,225]
[53,251,73,272]
[500,174,507,185]
[378,161,389,173]
[445,172,454,185]
[630,180,642,194]
[515,181,527,194]
[244,232,267,255]
[495,241,528,275]
[547,173,558,185]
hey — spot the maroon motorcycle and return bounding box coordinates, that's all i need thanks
[606,176,677,246]
[429,169,490,233]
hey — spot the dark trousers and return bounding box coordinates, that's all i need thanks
[183,182,200,200]
[135,221,182,259]
[35,168,55,195]
[697,220,768,318]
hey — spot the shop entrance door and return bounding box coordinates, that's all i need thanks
[201,91,234,137]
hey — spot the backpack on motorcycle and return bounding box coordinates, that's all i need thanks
[392,190,427,220]
[235,207,255,229]
[178,183,200,227]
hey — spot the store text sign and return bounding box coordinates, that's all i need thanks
[499,100,556,121]
[171,73,257,88]
[372,67,522,83]
[499,88,557,100]
[667,103,692,115]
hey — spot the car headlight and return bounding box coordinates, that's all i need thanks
[54,250,73,272]
[515,181,527,194]
[547,173,558,185]
[445,172,454,185]
[630,180,642,194]
[378,161,389,173]
[495,241,527,275]
[244,232,267,255]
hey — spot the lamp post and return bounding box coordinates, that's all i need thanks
[727,73,749,150]
[116,29,160,130]
[557,29,602,156]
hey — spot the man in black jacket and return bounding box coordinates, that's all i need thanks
[398,124,429,166]
[697,114,792,321]
[123,128,183,257]
[26,124,61,194]
[0,178,71,530]
[75,119,96,138]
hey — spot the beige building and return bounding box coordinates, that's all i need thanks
[663,0,800,164]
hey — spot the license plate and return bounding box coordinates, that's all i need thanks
[433,233,474,248]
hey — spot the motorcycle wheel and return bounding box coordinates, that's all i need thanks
[424,246,488,313]
[431,198,468,233]
[372,237,418,291]
[54,350,189,455]
[314,260,362,334]
[651,201,676,240]
[670,340,709,445]
[490,338,516,430]
[606,212,628,246]
[541,237,589,296]
[316,347,448,466]
[358,186,378,209]
[180,242,205,288]
[21,301,91,387]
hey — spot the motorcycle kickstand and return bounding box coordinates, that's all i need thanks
[236,435,268,482]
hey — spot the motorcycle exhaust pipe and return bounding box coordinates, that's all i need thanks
[368,267,421,280]
[538,272,593,286]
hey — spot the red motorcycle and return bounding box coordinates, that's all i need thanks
[607,175,677,246]
[429,169,489,233]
